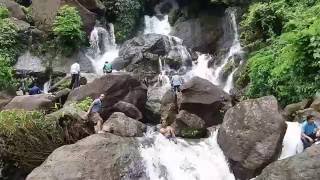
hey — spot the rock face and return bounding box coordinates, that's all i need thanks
[284,99,311,120]
[112,101,143,120]
[103,112,147,137]
[46,106,94,143]
[293,108,320,122]
[0,0,26,20]
[171,14,223,53]
[26,134,146,180]
[218,96,287,180]
[4,94,56,111]
[112,34,192,82]
[0,90,15,110]
[255,144,320,180]
[30,0,96,34]
[66,73,147,120]
[179,77,232,126]
[14,51,46,75]
[311,97,320,112]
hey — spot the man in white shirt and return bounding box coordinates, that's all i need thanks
[69,62,80,89]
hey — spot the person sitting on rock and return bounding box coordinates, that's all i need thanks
[171,72,183,94]
[160,125,177,144]
[301,115,320,149]
[28,83,42,95]
[86,94,105,134]
[103,61,113,74]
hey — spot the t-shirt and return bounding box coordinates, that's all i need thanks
[171,75,182,86]
[302,121,318,136]
[91,99,102,113]
[70,63,80,74]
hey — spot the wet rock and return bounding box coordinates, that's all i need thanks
[160,90,178,126]
[45,105,94,143]
[26,134,146,180]
[103,112,146,137]
[218,96,287,180]
[112,101,143,120]
[255,144,320,180]
[66,73,147,120]
[179,77,232,126]
[0,0,26,20]
[144,86,168,124]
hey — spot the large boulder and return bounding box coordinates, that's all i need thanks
[171,14,223,53]
[102,112,147,137]
[66,73,147,120]
[217,96,287,180]
[179,77,232,126]
[255,144,320,180]
[14,51,46,75]
[293,108,320,123]
[144,85,168,124]
[26,134,146,180]
[0,90,15,110]
[160,90,178,126]
[3,94,56,111]
[0,0,26,20]
[45,106,94,143]
[77,0,105,15]
[310,96,320,112]
[284,99,311,120]
[30,0,96,34]
[112,101,143,120]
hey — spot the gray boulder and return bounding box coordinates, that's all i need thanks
[293,108,320,123]
[218,96,287,180]
[179,77,232,126]
[112,101,143,120]
[284,99,311,120]
[311,97,320,112]
[4,94,56,112]
[26,133,146,180]
[255,144,320,180]
[66,73,147,120]
[103,112,146,137]
[0,0,26,20]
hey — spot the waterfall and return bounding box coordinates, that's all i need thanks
[223,68,237,93]
[144,15,171,35]
[43,80,51,94]
[87,24,119,75]
[279,122,304,160]
[139,129,235,180]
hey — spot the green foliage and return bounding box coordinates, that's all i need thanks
[0,6,9,19]
[104,0,144,42]
[180,128,206,139]
[0,110,64,171]
[0,18,19,64]
[0,56,13,90]
[73,97,93,112]
[244,1,320,106]
[53,5,85,56]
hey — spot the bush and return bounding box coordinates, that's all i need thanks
[0,18,19,63]
[73,97,93,112]
[0,110,64,171]
[53,5,85,56]
[0,6,9,19]
[0,56,14,91]
[103,0,144,42]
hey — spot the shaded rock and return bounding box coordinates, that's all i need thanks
[171,14,223,53]
[3,94,56,112]
[293,108,320,123]
[179,77,232,126]
[218,96,287,180]
[160,90,177,126]
[8,17,30,32]
[284,99,311,120]
[46,106,94,143]
[255,144,320,180]
[173,110,207,138]
[112,101,143,120]
[0,0,26,20]
[144,86,168,124]
[103,112,146,137]
[66,73,147,120]
[14,51,46,75]
[0,90,15,110]
[26,134,146,180]
[311,97,320,112]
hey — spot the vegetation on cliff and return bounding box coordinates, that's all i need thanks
[240,0,320,106]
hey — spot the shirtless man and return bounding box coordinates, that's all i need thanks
[160,126,177,144]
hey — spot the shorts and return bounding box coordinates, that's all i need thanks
[173,85,181,92]
[89,112,103,124]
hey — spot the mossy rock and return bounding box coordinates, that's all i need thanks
[180,128,207,139]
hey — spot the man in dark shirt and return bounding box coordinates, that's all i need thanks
[86,94,105,134]
[28,84,41,95]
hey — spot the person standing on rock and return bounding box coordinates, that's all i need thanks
[301,115,320,149]
[86,94,105,134]
[69,62,80,89]
[171,72,183,94]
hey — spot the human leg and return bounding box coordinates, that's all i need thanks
[69,74,76,89]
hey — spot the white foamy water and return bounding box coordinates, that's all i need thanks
[185,54,215,82]
[279,122,304,160]
[88,24,119,75]
[144,15,171,35]
[139,129,235,180]
[43,80,51,94]
[223,68,237,93]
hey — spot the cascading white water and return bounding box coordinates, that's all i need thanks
[223,68,237,93]
[185,54,215,82]
[279,122,304,160]
[88,24,119,75]
[43,80,51,94]
[144,15,171,35]
[211,9,243,92]
[140,129,235,180]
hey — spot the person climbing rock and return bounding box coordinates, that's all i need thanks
[160,125,177,144]
[69,62,80,89]
[28,83,41,95]
[301,115,320,149]
[86,94,105,134]
[171,72,183,94]
[103,61,113,74]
